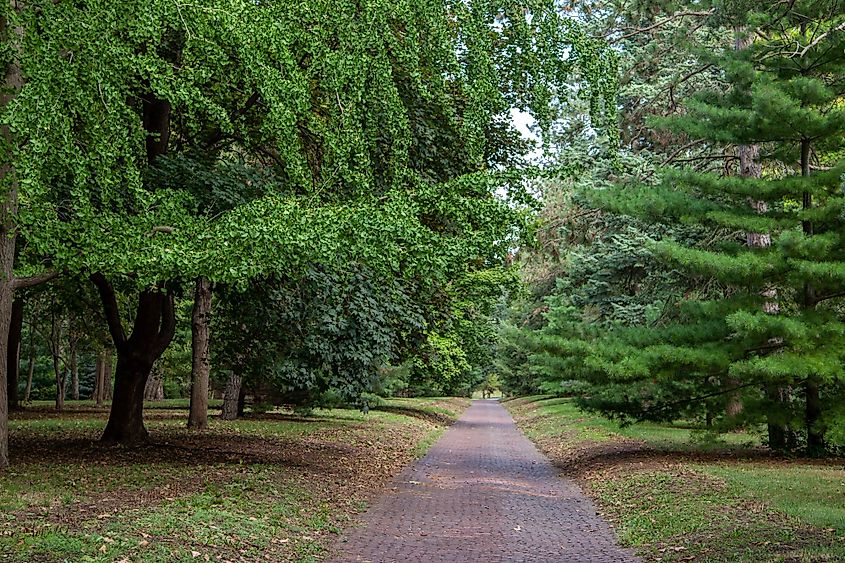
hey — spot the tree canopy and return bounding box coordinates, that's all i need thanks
[0,0,619,465]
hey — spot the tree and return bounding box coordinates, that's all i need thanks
[0,0,618,461]
[533,1,845,455]
[187,276,212,429]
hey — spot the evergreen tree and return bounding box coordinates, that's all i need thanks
[532,1,845,455]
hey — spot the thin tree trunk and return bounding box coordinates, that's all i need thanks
[93,351,104,405]
[70,350,78,401]
[188,276,212,429]
[743,149,790,445]
[51,308,64,411]
[6,298,22,411]
[221,373,242,421]
[143,365,164,401]
[799,138,825,456]
[724,29,763,420]
[23,335,34,403]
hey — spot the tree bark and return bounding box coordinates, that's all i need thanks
[188,276,212,429]
[104,351,113,400]
[92,349,113,405]
[744,161,790,444]
[93,351,104,405]
[69,331,79,401]
[6,298,22,411]
[89,84,173,445]
[723,29,764,420]
[221,373,242,421]
[50,307,64,411]
[805,378,824,456]
[92,275,176,445]
[143,365,164,401]
[799,138,826,456]
[0,3,26,469]
[23,336,34,403]
[237,385,245,417]
[70,353,78,401]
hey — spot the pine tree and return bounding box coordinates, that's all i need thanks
[533,1,845,455]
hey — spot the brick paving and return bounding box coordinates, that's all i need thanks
[330,400,640,562]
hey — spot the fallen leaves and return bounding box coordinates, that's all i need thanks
[4,401,462,562]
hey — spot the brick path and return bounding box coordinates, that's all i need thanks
[330,400,640,562]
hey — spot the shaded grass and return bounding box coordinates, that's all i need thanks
[518,396,759,450]
[2,467,331,562]
[2,397,466,562]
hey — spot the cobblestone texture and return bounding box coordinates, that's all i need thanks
[330,400,640,562]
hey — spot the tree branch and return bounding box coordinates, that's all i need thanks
[12,270,59,289]
[631,377,797,421]
[155,291,176,355]
[147,226,175,236]
[660,139,707,166]
[811,290,845,305]
[90,273,127,349]
[612,10,714,42]
[794,20,845,57]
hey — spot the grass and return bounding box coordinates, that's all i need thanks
[23,398,224,410]
[381,396,470,419]
[515,396,760,450]
[701,464,845,533]
[506,396,845,562]
[3,468,339,562]
[1,397,469,562]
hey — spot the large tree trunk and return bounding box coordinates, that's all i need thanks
[221,373,242,421]
[105,353,155,444]
[0,5,24,469]
[6,298,22,411]
[103,351,113,400]
[237,385,245,417]
[91,276,176,445]
[90,86,173,445]
[188,276,212,429]
[0,5,57,467]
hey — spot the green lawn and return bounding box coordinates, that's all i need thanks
[512,396,760,449]
[506,396,845,562]
[2,397,469,562]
